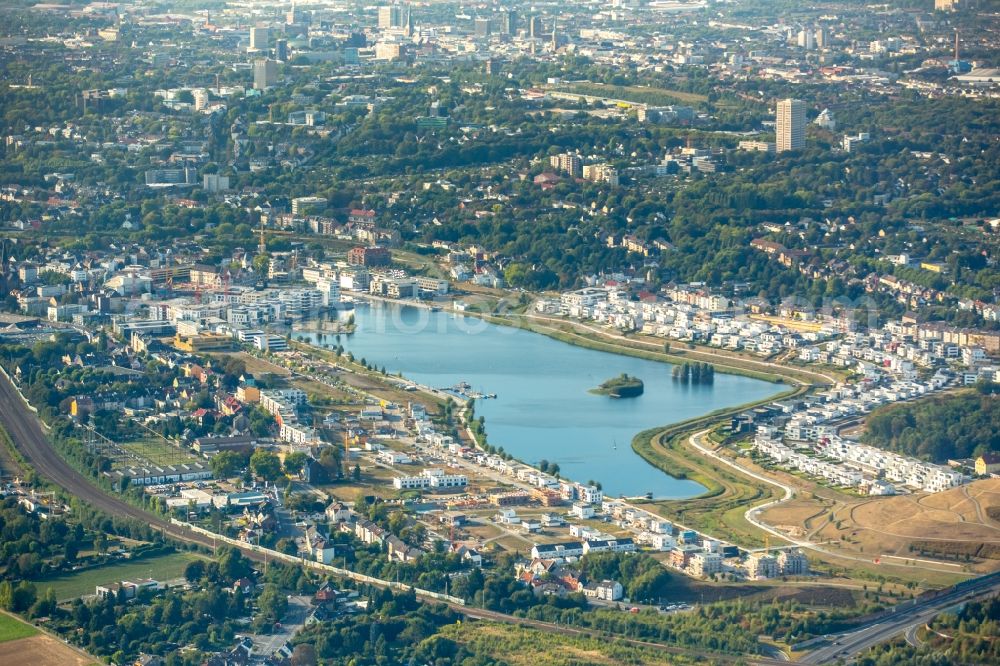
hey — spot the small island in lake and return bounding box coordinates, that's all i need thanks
[672,361,715,384]
[590,373,644,398]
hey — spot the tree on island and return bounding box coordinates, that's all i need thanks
[592,373,644,398]
[672,362,715,384]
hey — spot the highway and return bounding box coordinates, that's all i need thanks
[799,571,1000,664]
[8,363,996,666]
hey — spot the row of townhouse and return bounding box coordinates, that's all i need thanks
[822,438,964,493]
[756,431,964,494]
[104,462,213,487]
[415,420,607,505]
[602,501,674,534]
[542,287,832,355]
[530,537,637,561]
[392,468,468,490]
[784,378,940,442]
[755,436,864,488]
[342,515,425,563]
[829,320,1000,371]
[601,500,746,571]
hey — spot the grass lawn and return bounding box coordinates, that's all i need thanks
[119,437,199,467]
[32,552,206,601]
[0,613,39,643]
[634,429,780,549]
[439,621,699,666]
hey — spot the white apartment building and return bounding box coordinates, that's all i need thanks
[746,553,779,579]
[776,98,806,152]
[777,549,809,575]
[280,422,321,446]
[393,468,468,490]
[689,552,724,577]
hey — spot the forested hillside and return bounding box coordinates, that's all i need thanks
[863,390,999,463]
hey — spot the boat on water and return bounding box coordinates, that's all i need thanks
[443,381,497,399]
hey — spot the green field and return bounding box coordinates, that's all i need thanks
[31,552,206,601]
[118,437,199,467]
[0,612,39,643]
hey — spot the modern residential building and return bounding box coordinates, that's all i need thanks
[291,196,327,216]
[253,59,279,91]
[582,163,619,186]
[249,26,268,51]
[550,152,583,178]
[689,551,723,577]
[746,553,779,579]
[777,549,809,576]
[347,246,391,267]
[393,468,468,490]
[843,132,871,152]
[776,98,806,153]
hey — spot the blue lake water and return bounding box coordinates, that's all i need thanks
[300,302,780,499]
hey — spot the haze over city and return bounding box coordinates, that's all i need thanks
[0,0,997,664]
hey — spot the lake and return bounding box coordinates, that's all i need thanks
[299,302,780,499]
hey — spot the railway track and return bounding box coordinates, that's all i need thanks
[0,369,789,665]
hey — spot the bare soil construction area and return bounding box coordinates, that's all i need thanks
[762,479,1000,573]
[0,634,95,666]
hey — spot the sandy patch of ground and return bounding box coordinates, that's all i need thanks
[0,635,94,666]
[761,479,1000,574]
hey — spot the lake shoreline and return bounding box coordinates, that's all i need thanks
[353,292,819,386]
[300,299,786,499]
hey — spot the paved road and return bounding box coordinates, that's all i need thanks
[252,594,313,656]
[687,428,972,575]
[0,367,790,665]
[799,572,1000,664]
[0,368,241,556]
[11,356,992,666]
